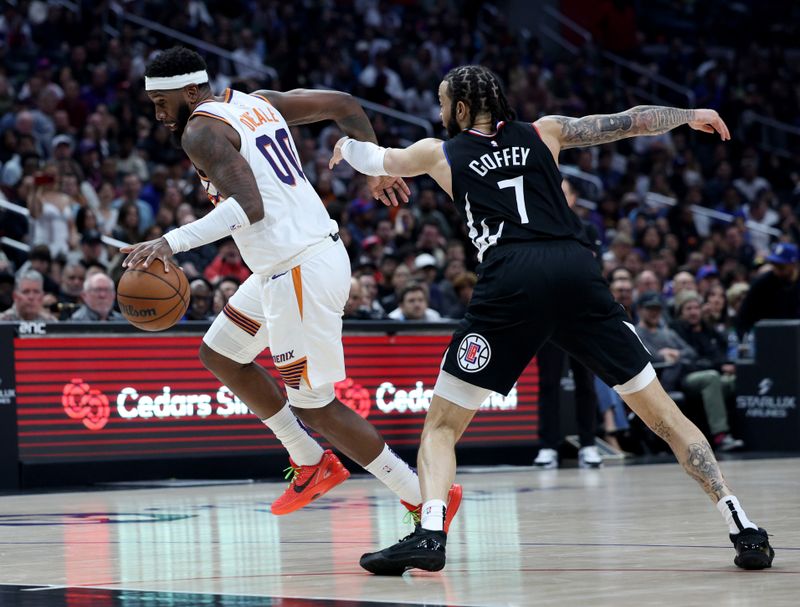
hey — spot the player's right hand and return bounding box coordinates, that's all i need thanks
[688,109,730,140]
[121,237,173,272]
[329,136,347,169]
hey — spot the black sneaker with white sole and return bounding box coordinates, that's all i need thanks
[360,527,447,575]
[730,527,774,570]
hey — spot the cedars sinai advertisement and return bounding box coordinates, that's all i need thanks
[14,334,539,462]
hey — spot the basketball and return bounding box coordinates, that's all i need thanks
[117,259,189,331]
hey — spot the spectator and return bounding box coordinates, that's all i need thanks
[702,284,729,333]
[635,291,743,452]
[71,229,107,269]
[70,272,122,321]
[610,276,635,320]
[94,180,119,236]
[112,173,154,232]
[387,284,442,321]
[380,263,412,313]
[726,282,750,328]
[740,189,779,254]
[22,244,59,296]
[344,277,366,320]
[0,270,57,321]
[185,277,214,321]
[57,262,86,319]
[231,29,266,79]
[444,271,477,319]
[737,243,800,336]
[412,252,444,313]
[733,159,770,204]
[534,338,602,469]
[26,166,78,257]
[112,201,141,245]
[212,276,241,315]
[203,238,251,285]
[673,291,734,379]
[357,272,386,319]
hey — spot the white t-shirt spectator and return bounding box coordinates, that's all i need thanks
[388,307,442,321]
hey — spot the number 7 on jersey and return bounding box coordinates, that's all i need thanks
[498,176,529,224]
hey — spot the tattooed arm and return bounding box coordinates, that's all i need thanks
[183,116,264,224]
[535,106,731,163]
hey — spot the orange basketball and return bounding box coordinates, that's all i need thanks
[117,259,189,331]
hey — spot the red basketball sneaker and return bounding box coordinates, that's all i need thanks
[401,483,463,533]
[271,450,350,515]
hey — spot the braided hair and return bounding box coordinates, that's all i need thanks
[443,65,516,131]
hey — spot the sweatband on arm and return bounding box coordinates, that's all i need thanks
[340,137,388,176]
[163,196,251,253]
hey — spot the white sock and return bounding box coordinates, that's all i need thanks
[363,444,421,505]
[421,499,446,532]
[717,495,757,534]
[261,403,324,466]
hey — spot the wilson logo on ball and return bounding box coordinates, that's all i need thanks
[62,378,111,431]
[119,303,157,317]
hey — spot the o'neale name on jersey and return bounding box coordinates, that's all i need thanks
[468,146,530,177]
[239,106,279,131]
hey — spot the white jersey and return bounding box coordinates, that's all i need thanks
[190,88,336,276]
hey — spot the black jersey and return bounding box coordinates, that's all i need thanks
[443,120,589,261]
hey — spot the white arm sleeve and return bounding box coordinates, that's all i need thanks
[163,196,251,253]
[339,137,387,176]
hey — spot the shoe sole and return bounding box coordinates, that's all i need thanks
[735,549,774,570]
[271,467,350,515]
[360,552,445,575]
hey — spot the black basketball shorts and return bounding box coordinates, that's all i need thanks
[441,240,652,394]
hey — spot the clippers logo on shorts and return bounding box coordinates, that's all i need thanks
[62,378,110,430]
[457,333,491,373]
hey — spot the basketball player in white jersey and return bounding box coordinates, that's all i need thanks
[122,47,462,523]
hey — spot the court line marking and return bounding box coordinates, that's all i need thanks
[0,540,796,551]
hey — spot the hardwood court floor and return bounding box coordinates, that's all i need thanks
[0,458,797,606]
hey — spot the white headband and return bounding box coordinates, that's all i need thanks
[145,70,209,91]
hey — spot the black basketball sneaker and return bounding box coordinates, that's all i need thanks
[730,527,774,570]
[360,527,447,575]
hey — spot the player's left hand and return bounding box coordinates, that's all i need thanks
[121,237,174,272]
[367,175,411,207]
[688,109,731,140]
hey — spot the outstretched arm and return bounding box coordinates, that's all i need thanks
[330,137,453,198]
[255,88,409,205]
[535,106,730,162]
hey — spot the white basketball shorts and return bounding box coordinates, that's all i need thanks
[203,238,351,397]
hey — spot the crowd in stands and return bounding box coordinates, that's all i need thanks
[0,0,797,340]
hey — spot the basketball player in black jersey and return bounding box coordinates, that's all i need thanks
[331,65,774,574]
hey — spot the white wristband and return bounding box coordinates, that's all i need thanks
[164,196,251,253]
[340,137,387,176]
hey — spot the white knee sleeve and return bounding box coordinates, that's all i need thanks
[286,383,336,409]
[433,370,492,410]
